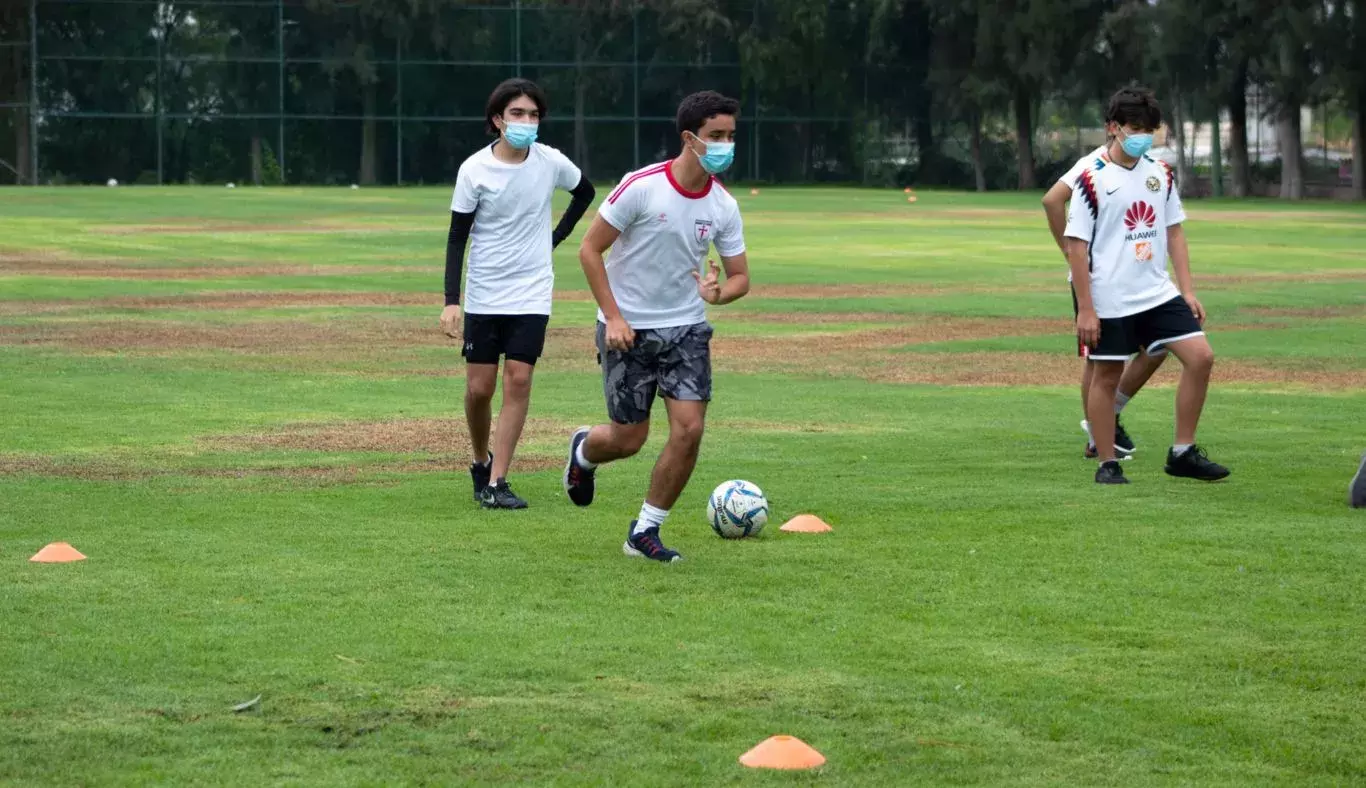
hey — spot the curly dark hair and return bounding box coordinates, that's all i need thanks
[675,90,741,137]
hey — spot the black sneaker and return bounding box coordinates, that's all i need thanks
[1082,419,1130,460]
[563,427,596,507]
[479,478,528,510]
[1349,453,1366,508]
[1164,445,1230,481]
[470,453,493,502]
[1114,416,1136,455]
[623,523,681,563]
[1095,460,1129,484]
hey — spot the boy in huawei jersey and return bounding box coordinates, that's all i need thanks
[1064,87,1229,485]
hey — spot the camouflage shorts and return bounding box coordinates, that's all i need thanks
[596,321,713,425]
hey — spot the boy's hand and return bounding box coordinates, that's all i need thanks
[1183,292,1206,325]
[693,259,722,304]
[440,304,462,338]
[1076,307,1101,349]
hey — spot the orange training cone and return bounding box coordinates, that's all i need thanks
[780,514,832,533]
[903,187,912,193]
[30,542,86,563]
[749,188,760,196]
[739,735,826,770]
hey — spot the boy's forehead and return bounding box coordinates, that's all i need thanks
[506,95,539,112]
[698,114,737,135]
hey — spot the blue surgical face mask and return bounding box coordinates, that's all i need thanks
[689,133,735,174]
[503,121,538,150]
[1120,130,1154,158]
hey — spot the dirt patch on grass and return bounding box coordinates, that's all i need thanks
[713,317,1067,357]
[1,290,600,317]
[0,454,479,484]
[0,317,436,353]
[1187,209,1362,222]
[2,261,414,280]
[91,222,387,235]
[206,416,577,471]
[844,352,1366,389]
[1241,305,1366,319]
[1199,270,1366,286]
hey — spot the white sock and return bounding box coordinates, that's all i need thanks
[633,503,669,535]
[574,442,598,470]
[1082,419,1094,443]
[1172,443,1192,456]
[1115,392,1132,414]
[474,451,491,467]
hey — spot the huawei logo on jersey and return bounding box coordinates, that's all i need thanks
[1124,201,1156,231]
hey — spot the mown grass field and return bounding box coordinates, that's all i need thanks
[1,185,1364,786]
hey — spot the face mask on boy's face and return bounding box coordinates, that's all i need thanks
[1116,127,1154,157]
[687,132,736,174]
[501,121,538,150]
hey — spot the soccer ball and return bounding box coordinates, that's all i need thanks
[707,480,769,539]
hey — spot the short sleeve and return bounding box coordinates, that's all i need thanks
[714,200,746,258]
[597,172,645,232]
[1063,168,1098,242]
[1163,165,1186,226]
[1058,158,1087,188]
[545,145,582,191]
[451,163,478,213]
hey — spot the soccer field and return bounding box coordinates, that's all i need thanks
[2,186,1364,785]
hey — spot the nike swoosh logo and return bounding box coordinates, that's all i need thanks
[1106,186,1122,195]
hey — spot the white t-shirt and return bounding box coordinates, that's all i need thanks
[1060,146,1109,283]
[451,142,582,315]
[596,161,746,329]
[1064,154,1187,319]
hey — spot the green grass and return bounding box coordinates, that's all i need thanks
[2,186,1364,786]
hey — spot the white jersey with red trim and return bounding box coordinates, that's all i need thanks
[1064,154,1186,319]
[596,160,746,329]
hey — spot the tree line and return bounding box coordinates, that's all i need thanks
[0,0,1361,198]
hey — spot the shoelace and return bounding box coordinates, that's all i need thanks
[635,532,667,556]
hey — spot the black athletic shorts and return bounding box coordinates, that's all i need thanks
[1088,296,1204,362]
[1071,284,1171,359]
[462,313,549,366]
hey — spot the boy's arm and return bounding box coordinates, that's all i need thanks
[1167,223,1204,323]
[1066,238,1100,349]
[440,210,474,338]
[552,177,596,249]
[694,253,750,305]
[577,215,634,350]
[1042,181,1072,254]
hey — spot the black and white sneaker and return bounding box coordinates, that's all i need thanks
[563,427,596,507]
[1082,420,1131,460]
[1114,416,1136,455]
[1164,445,1230,481]
[1349,453,1366,508]
[470,453,493,502]
[479,478,528,510]
[623,523,681,563]
[1095,460,1129,485]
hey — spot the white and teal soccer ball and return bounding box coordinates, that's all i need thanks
[707,480,769,539]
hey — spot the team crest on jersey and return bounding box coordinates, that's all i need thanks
[1145,175,1161,192]
[694,219,713,245]
[1135,241,1154,262]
